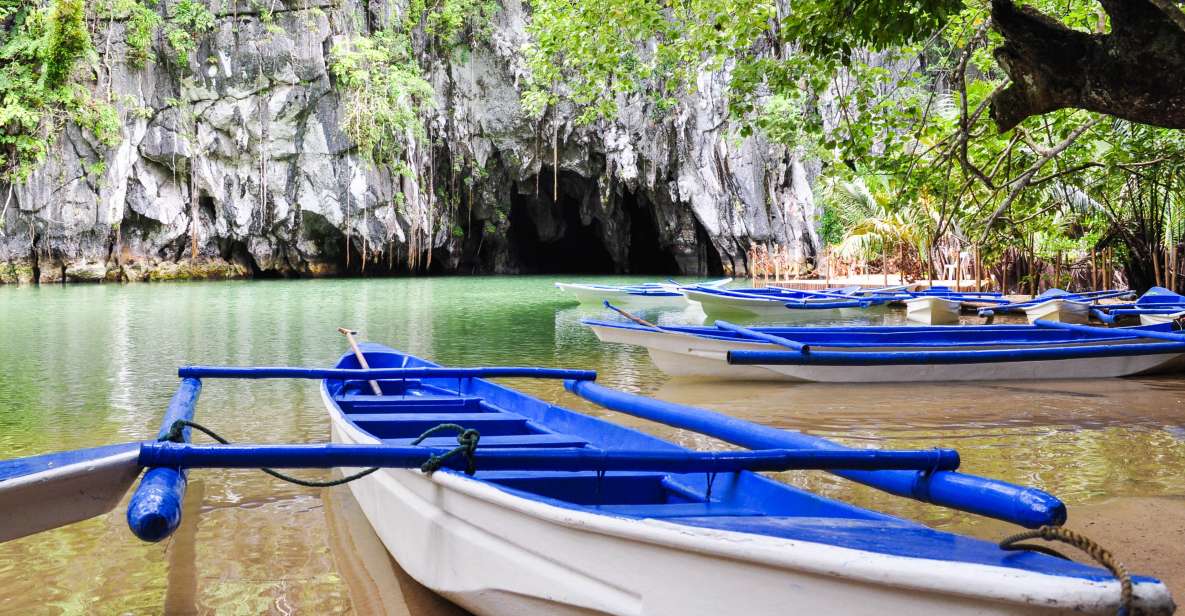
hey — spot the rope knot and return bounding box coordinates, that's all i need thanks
[412,423,482,476]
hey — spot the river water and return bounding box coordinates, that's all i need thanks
[1,277,1183,613]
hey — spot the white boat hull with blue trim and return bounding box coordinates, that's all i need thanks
[1022,298,1091,325]
[1141,310,1185,326]
[323,345,1173,614]
[588,321,1185,383]
[555,283,687,307]
[681,288,855,320]
[905,296,963,325]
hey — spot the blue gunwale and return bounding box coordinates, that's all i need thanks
[321,343,1155,583]
[585,318,1185,349]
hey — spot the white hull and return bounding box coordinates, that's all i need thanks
[590,324,1185,383]
[1023,299,1090,325]
[905,297,962,325]
[556,283,687,308]
[325,389,1172,614]
[1140,310,1185,326]
[682,289,845,320]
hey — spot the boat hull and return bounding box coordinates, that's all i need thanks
[905,297,962,325]
[1140,310,1185,326]
[682,289,850,320]
[556,283,686,308]
[1022,299,1090,325]
[589,324,1185,383]
[325,387,1171,614]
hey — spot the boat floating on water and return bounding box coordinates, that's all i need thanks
[904,295,963,325]
[0,340,1174,614]
[681,286,889,320]
[587,316,1185,383]
[556,278,731,307]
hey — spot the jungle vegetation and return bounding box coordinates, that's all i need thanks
[524,0,1185,292]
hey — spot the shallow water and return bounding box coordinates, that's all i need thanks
[0,277,1183,613]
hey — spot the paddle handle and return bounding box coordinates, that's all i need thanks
[339,327,382,395]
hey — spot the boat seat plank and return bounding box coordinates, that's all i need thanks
[351,413,538,438]
[383,434,588,448]
[593,502,764,518]
[336,394,482,406]
[337,395,484,412]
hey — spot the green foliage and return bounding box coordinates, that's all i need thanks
[525,0,1185,285]
[165,0,214,67]
[43,0,89,87]
[408,0,498,45]
[0,0,119,183]
[330,28,435,166]
[96,0,161,68]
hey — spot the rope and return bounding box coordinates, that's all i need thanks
[999,525,1133,616]
[410,423,481,475]
[159,419,481,484]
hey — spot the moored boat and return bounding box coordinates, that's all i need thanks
[1021,298,1092,324]
[556,278,731,307]
[681,286,877,320]
[904,295,963,325]
[586,318,1185,382]
[0,341,1175,614]
[1140,310,1185,326]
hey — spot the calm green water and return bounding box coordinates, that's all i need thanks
[1,277,1184,613]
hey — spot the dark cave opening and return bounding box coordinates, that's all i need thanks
[508,170,617,274]
[624,190,680,275]
[694,217,725,276]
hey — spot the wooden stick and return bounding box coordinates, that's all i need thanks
[338,327,382,395]
[603,301,660,329]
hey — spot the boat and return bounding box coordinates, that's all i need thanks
[0,342,1174,614]
[978,289,1133,324]
[904,295,963,325]
[1021,297,1092,324]
[556,278,731,307]
[586,317,1185,382]
[1090,287,1185,325]
[681,286,879,320]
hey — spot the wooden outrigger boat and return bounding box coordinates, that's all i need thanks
[587,315,1185,383]
[0,339,1174,614]
[556,278,731,307]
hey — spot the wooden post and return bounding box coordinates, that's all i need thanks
[824,247,831,288]
[882,241,889,287]
[973,244,981,292]
[1002,250,1009,295]
[954,245,962,291]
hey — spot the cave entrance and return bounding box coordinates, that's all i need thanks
[508,171,617,273]
[624,191,680,275]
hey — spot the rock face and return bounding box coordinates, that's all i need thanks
[0,0,821,283]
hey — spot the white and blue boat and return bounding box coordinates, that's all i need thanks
[978,289,1135,325]
[587,317,1185,382]
[680,285,887,320]
[556,278,731,307]
[1092,287,1185,326]
[0,344,1174,614]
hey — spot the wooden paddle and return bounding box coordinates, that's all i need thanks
[603,301,660,329]
[338,327,382,395]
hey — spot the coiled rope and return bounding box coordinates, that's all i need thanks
[159,419,481,486]
[999,525,1133,616]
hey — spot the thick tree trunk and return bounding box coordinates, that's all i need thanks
[990,0,1185,131]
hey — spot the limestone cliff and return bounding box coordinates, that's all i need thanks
[0,0,821,283]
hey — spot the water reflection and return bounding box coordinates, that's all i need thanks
[0,277,1183,612]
